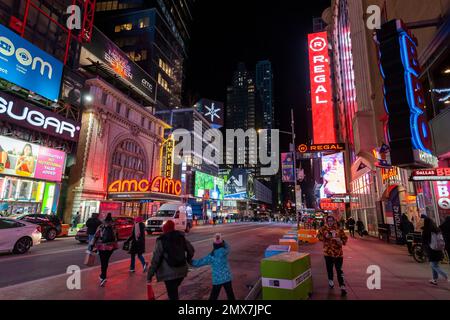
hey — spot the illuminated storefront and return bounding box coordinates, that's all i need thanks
[0,135,66,216]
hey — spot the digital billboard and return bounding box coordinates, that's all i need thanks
[308,31,336,144]
[320,152,346,198]
[222,168,253,200]
[0,24,63,102]
[281,152,294,183]
[194,171,224,200]
[0,135,66,182]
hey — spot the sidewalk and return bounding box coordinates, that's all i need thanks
[306,234,450,300]
[0,223,289,300]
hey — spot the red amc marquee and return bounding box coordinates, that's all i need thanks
[308,31,336,144]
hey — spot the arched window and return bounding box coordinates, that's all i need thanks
[109,139,147,183]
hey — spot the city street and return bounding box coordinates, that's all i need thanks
[1,223,449,300]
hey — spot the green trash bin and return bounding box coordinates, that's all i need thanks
[261,252,313,300]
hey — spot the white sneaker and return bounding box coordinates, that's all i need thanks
[328,280,334,288]
[340,285,347,296]
[429,279,438,285]
[100,278,107,287]
[129,269,135,273]
[143,263,148,273]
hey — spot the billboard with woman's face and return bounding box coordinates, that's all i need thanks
[320,152,346,198]
[0,135,66,182]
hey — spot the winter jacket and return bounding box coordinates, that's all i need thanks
[93,224,119,252]
[347,218,355,228]
[317,225,348,257]
[439,218,450,249]
[192,242,233,285]
[422,228,444,262]
[127,222,145,255]
[86,217,102,235]
[147,231,195,282]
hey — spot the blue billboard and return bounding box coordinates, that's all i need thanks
[0,24,63,101]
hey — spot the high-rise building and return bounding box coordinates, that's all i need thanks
[94,0,196,111]
[256,60,275,132]
[225,63,262,168]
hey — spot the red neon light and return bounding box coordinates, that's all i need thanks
[308,31,336,144]
[108,177,182,196]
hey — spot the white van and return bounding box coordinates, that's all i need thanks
[145,203,193,235]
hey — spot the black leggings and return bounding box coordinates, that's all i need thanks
[209,281,236,300]
[324,256,344,287]
[164,278,184,300]
[98,250,113,280]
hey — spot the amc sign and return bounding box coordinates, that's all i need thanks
[108,177,182,196]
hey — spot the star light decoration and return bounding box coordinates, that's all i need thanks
[204,103,221,122]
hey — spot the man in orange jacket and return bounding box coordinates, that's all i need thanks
[317,215,349,296]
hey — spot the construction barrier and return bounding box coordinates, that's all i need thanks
[261,252,313,300]
[58,224,70,237]
[282,234,298,241]
[298,229,319,244]
[287,230,298,235]
[279,238,298,252]
[265,245,291,258]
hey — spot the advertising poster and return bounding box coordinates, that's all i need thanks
[320,152,346,198]
[434,181,450,222]
[194,171,224,200]
[0,24,63,101]
[281,152,294,183]
[0,135,66,182]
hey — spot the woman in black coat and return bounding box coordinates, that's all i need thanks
[439,216,450,259]
[422,217,448,285]
[127,216,147,273]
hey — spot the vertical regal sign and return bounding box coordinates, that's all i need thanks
[376,20,435,168]
[308,31,336,144]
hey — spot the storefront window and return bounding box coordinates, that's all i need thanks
[351,172,378,236]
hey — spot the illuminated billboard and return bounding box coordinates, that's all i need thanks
[376,20,435,167]
[194,171,224,200]
[308,31,336,144]
[320,152,346,198]
[0,135,66,182]
[281,152,294,183]
[0,24,63,102]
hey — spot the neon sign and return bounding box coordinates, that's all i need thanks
[377,20,434,168]
[307,31,336,144]
[108,177,182,196]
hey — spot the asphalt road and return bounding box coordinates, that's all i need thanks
[0,222,283,288]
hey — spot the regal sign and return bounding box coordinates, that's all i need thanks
[308,31,336,144]
[298,143,345,153]
[376,20,434,168]
[0,91,80,142]
[108,177,182,196]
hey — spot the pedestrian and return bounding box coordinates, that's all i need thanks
[92,213,118,287]
[86,213,102,249]
[439,216,450,259]
[126,216,148,273]
[317,215,349,296]
[356,218,365,237]
[71,211,80,230]
[400,213,415,254]
[422,216,448,285]
[191,233,235,300]
[147,220,195,300]
[347,217,356,238]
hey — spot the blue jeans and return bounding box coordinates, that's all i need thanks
[87,234,95,250]
[431,261,448,280]
[130,253,146,270]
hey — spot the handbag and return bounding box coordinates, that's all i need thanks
[123,240,131,252]
[84,251,96,266]
[147,283,155,300]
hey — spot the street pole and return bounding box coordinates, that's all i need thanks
[291,109,300,229]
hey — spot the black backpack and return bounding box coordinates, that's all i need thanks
[162,233,187,267]
[101,225,116,243]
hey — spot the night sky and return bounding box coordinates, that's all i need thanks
[184,0,331,150]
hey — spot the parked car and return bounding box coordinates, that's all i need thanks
[15,214,62,241]
[75,216,135,243]
[0,218,41,254]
